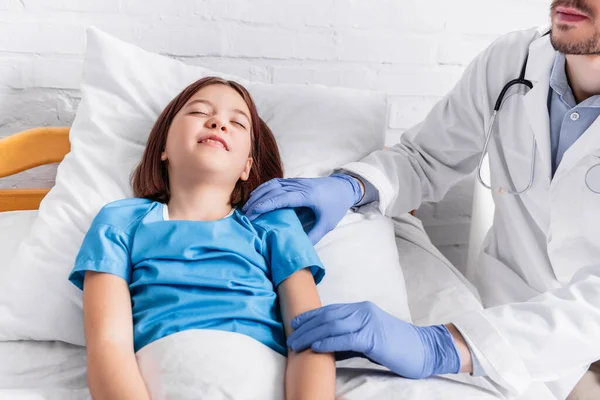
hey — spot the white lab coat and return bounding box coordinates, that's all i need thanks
[343,27,600,399]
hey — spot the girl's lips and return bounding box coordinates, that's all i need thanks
[196,134,229,150]
[199,139,227,150]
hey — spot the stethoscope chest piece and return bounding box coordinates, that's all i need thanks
[585,164,600,194]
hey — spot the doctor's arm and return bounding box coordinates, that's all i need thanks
[83,272,151,400]
[452,266,600,396]
[341,46,493,218]
[278,268,336,400]
[243,34,496,242]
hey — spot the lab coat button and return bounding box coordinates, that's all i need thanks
[570,112,580,121]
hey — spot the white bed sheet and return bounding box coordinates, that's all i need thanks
[0,342,502,400]
[0,214,510,400]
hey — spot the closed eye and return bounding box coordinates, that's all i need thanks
[190,111,208,116]
[233,121,247,129]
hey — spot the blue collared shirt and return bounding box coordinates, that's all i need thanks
[548,52,600,176]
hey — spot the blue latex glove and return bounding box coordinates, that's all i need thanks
[242,174,362,244]
[286,302,462,379]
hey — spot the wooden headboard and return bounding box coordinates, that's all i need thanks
[0,127,70,212]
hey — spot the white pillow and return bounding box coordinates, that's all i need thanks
[0,27,401,344]
[316,207,410,322]
[0,211,38,267]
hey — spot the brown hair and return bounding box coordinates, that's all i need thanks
[132,77,283,208]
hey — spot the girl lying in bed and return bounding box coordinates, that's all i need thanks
[68,76,336,400]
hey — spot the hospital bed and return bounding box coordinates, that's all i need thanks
[0,128,509,399]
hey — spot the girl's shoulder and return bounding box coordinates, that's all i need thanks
[250,208,304,233]
[92,198,157,234]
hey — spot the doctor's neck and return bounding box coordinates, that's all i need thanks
[549,0,600,103]
[167,175,234,221]
[565,54,600,103]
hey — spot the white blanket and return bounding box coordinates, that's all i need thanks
[135,329,503,400]
[0,334,502,400]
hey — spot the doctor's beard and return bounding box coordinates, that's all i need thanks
[550,0,600,54]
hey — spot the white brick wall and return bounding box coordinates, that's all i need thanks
[0,0,551,270]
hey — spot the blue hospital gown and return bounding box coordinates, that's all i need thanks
[68,198,325,355]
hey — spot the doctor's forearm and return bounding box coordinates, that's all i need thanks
[343,173,380,206]
[454,267,600,385]
[446,324,474,374]
[354,176,365,199]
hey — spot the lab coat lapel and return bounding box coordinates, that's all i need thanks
[522,81,552,182]
[517,33,556,233]
[522,34,556,183]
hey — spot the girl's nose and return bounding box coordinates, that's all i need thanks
[209,122,227,131]
[207,117,227,132]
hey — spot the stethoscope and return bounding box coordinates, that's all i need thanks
[476,30,600,195]
[476,43,537,196]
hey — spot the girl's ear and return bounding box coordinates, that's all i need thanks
[240,158,253,181]
[161,151,168,161]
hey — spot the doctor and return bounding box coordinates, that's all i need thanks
[243,1,600,398]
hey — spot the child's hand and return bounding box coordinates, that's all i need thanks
[242,174,361,244]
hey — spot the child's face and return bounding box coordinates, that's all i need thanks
[162,84,253,184]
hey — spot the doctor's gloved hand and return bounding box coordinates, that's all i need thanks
[286,302,462,379]
[242,174,363,244]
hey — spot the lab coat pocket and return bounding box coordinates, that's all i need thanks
[547,160,592,283]
[552,156,600,281]
[584,159,600,194]
[584,157,600,234]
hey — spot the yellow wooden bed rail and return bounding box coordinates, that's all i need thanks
[0,127,70,212]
